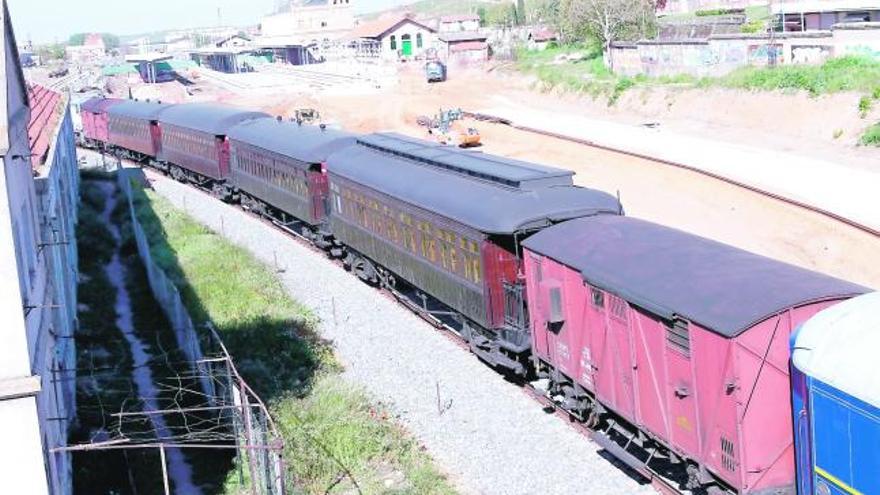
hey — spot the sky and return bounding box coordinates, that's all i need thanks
[8,0,412,44]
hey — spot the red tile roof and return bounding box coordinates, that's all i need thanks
[27,84,64,168]
[351,14,435,39]
[449,40,487,52]
[530,27,557,42]
[84,33,105,48]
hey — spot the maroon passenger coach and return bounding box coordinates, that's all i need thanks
[228,119,355,241]
[106,100,170,161]
[325,132,623,374]
[156,103,267,196]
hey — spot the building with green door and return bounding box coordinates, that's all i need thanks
[350,14,437,61]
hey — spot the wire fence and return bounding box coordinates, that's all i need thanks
[57,167,284,495]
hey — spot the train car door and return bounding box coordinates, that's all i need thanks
[665,318,700,454]
[218,136,231,178]
[590,286,636,421]
[308,164,329,224]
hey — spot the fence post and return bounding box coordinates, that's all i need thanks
[159,444,171,495]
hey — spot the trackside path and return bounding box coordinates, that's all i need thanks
[479,103,880,235]
[144,169,655,495]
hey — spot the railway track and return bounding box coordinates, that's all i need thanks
[92,155,689,495]
[465,111,880,239]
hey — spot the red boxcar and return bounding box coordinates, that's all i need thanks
[79,97,124,148]
[157,103,267,182]
[107,100,170,160]
[522,216,867,494]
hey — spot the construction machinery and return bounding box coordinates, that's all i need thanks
[417,108,481,147]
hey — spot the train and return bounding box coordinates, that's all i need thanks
[77,97,872,495]
[791,292,880,495]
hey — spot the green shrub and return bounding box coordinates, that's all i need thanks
[859,95,873,117]
[860,123,880,146]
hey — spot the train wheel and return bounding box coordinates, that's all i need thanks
[351,254,378,285]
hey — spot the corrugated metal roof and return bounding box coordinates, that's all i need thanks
[438,31,487,42]
[27,84,65,167]
[107,100,172,121]
[523,216,869,337]
[449,41,487,52]
[792,292,880,406]
[81,96,126,113]
[158,103,269,135]
[327,136,621,234]
[229,119,356,164]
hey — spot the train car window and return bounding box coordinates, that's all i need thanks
[591,287,605,308]
[471,257,481,284]
[449,246,459,273]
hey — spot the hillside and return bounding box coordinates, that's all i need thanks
[359,0,501,20]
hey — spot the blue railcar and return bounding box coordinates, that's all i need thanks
[791,291,880,495]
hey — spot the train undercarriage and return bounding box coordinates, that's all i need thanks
[120,151,742,495]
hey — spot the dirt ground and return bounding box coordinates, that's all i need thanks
[132,64,880,289]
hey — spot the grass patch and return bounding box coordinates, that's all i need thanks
[516,45,880,114]
[860,122,880,146]
[708,55,880,96]
[131,180,455,494]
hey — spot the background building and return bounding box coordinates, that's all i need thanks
[350,14,437,61]
[772,0,880,31]
[261,0,355,44]
[64,33,105,65]
[0,0,79,492]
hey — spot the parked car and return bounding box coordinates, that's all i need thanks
[425,61,446,83]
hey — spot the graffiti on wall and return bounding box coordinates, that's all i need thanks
[791,45,833,64]
[748,43,784,66]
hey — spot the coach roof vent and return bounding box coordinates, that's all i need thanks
[356,132,575,190]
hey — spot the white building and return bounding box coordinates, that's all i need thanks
[439,14,481,33]
[0,0,79,492]
[351,14,437,61]
[261,0,355,44]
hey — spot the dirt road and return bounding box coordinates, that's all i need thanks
[215,67,880,288]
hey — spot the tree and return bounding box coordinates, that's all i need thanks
[557,0,655,68]
[68,33,86,46]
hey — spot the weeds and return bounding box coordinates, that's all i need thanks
[133,182,455,494]
[711,56,880,96]
[859,96,873,118]
[860,123,880,146]
[516,44,880,112]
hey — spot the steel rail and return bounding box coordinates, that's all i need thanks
[464,111,880,238]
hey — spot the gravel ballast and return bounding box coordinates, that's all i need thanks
[145,170,656,495]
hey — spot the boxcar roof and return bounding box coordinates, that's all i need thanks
[80,97,125,114]
[792,292,880,406]
[358,133,574,189]
[228,119,356,164]
[523,216,869,337]
[327,138,622,235]
[107,100,171,120]
[158,103,269,135]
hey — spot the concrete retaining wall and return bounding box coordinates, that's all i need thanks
[117,172,214,401]
[611,23,880,77]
